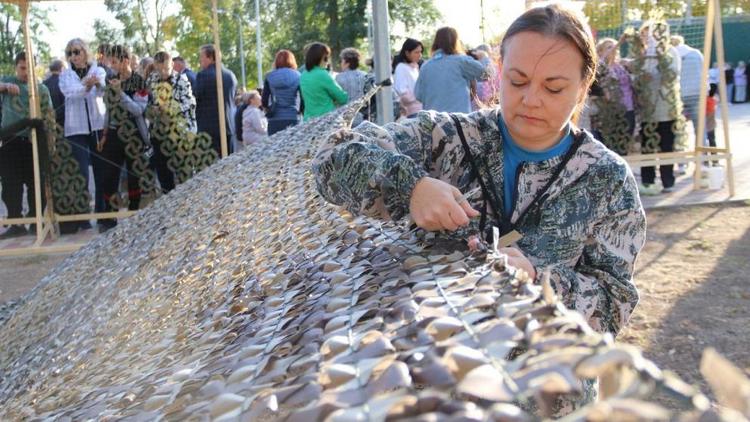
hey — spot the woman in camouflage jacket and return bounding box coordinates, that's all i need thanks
[314,5,646,337]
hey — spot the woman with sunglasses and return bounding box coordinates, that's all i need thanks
[59,38,108,229]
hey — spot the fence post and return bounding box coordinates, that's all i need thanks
[212,0,229,158]
[20,0,46,245]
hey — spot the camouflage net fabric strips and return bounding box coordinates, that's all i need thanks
[0,94,748,421]
[630,15,688,153]
[147,81,218,185]
[103,84,160,209]
[6,93,90,216]
[591,63,632,156]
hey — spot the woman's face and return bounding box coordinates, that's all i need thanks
[499,32,587,150]
[156,60,171,78]
[407,46,423,63]
[597,40,615,61]
[67,44,87,69]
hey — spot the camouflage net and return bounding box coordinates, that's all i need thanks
[6,90,90,216]
[590,62,632,156]
[0,96,748,421]
[629,14,688,153]
[103,84,160,209]
[147,81,217,185]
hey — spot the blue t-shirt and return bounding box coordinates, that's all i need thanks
[500,117,573,218]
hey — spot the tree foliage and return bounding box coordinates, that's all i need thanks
[171,0,440,89]
[100,0,179,56]
[0,4,52,75]
[584,0,750,31]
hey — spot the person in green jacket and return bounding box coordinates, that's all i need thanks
[0,52,53,239]
[299,43,348,120]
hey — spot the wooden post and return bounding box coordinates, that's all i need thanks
[211,0,229,158]
[693,0,714,190]
[20,0,45,246]
[712,0,735,197]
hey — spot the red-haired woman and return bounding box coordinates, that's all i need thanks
[262,49,301,135]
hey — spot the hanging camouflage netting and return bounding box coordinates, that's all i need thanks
[147,81,217,185]
[102,84,161,210]
[7,89,92,216]
[591,62,633,156]
[630,14,687,154]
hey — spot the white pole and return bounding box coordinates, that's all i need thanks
[255,0,263,85]
[372,0,393,125]
[239,14,246,89]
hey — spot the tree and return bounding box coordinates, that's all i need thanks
[93,19,124,48]
[0,4,52,75]
[171,0,440,89]
[102,0,179,56]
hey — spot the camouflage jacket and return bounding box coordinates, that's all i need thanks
[313,108,646,335]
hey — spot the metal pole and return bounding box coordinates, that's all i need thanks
[480,0,486,44]
[255,0,263,85]
[211,0,229,158]
[371,0,393,125]
[238,14,246,89]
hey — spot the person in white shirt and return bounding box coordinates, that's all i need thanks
[392,38,424,117]
[241,91,267,145]
[671,35,705,143]
[59,38,107,225]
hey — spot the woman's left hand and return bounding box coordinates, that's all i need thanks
[498,247,536,279]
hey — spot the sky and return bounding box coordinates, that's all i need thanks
[34,0,533,59]
[33,0,582,59]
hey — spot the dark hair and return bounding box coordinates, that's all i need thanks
[200,44,216,61]
[273,50,298,70]
[14,52,26,65]
[97,43,111,56]
[48,59,64,72]
[173,56,186,64]
[431,27,463,55]
[154,51,171,64]
[109,45,131,61]
[709,84,718,97]
[501,4,597,87]
[340,47,361,70]
[305,42,331,71]
[392,38,424,72]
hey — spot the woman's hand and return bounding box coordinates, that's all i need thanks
[499,247,537,279]
[409,177,479,232]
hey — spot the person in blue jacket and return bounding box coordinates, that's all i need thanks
[262,50,302,135]
[415,27,492,113]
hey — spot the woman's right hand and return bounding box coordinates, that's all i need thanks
[409,177,480,232]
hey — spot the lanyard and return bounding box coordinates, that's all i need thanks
[450,114,584,241]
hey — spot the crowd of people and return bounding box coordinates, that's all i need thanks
[0,40,241,238]
[0,12,744,240]
[579,23,747,196]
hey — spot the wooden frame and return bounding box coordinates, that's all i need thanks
[624,0,735,197]
[0,0,228,256]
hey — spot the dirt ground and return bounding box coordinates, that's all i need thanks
[619,202,750,407]
[1,202,749,408]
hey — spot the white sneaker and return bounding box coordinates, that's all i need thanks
[639,183,660,196]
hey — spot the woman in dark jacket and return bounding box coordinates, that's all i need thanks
[262,50,301,135]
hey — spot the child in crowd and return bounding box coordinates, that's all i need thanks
[706,84,717,150]
[241,91,267,146]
